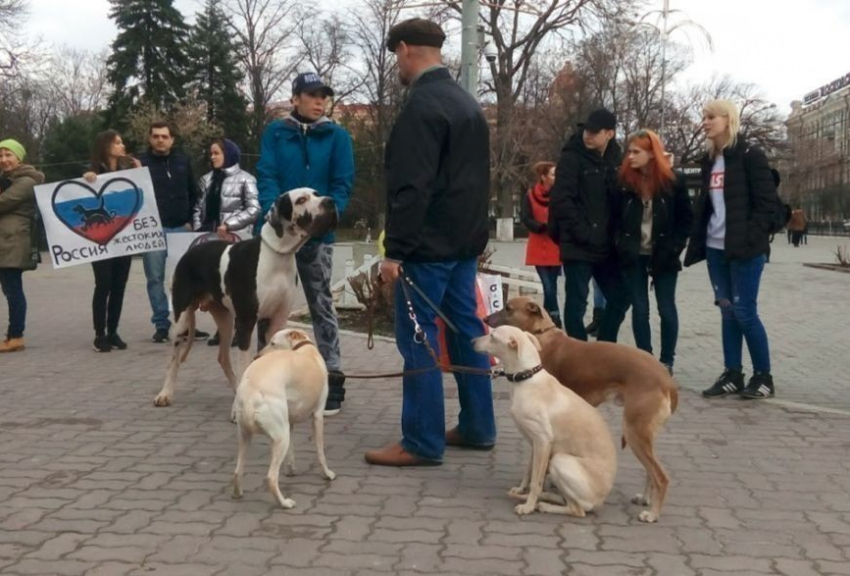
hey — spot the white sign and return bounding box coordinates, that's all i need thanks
[34,167,164,269]
[476,273,504,316]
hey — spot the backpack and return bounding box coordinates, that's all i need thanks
[746,151,790,235]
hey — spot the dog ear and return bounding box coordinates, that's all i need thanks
[508,336,519,351]
[526,332,542,352]
[288,330,307,342]
[277,192,294,223]
[526,301,541,316]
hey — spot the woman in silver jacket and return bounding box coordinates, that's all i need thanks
[193,138,260,237]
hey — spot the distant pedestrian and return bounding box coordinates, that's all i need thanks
[520,161,562,329]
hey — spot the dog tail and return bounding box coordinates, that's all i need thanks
[178,313,196,363]
[669,386,679,415]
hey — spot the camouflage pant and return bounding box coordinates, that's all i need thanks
[296,242,341,373]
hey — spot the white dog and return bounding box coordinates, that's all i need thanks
[474,325,618,518]
[231,329,335,509]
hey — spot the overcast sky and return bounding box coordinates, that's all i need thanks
[23,0,850,114]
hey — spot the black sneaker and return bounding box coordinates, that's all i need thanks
[194,330,210,340]
[323,398,342,417]
[740,373,775,399]
[152,328,170,343]
[702,369,744,398]
[93,335,112,353]
[107,333,127,350]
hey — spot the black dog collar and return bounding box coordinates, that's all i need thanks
[292,340,315,351]
[504,365,544,382]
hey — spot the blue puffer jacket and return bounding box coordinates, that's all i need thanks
[255,114,355,242]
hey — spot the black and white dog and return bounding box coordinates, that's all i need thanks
[154,188,337,407]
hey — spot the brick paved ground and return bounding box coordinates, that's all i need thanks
[1,236,849,575]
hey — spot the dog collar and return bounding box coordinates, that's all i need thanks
[292,340,315,351]
[504,365,544,382]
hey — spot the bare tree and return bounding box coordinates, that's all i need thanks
[664,76,785,165]
[342,0,408,226]
[47,48,111,117]
[296,15,364,110]
[441,0,636,220]
[223,0,302,148]
[0,0,38,76]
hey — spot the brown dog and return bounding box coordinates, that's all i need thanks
[486,296,678,523]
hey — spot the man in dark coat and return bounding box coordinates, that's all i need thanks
[548,109,630,342]
[365,18,496,467]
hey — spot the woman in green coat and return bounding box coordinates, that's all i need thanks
[0,139,44,353]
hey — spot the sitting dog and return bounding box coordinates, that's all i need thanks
[232,328,335,509]
[486,297,678,523]
[154,188,337,407]
[473,326,617,518]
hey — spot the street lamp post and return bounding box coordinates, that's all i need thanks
[460,0,480,97]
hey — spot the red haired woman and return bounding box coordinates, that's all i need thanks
[614,130,692,374]
[520,161,562,328]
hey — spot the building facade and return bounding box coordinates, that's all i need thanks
[786,72,850,221]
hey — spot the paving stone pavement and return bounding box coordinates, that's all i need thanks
[1,236,849,575]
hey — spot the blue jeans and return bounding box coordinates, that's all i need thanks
[705,248,771,374]
[143,226,188,330]
[564,261,629,342]
[395,259,496,461]
[0,268,26,338]
[535,265,562,324]
[623,256,679,366]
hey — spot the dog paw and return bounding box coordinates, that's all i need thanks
[323,470,336,481]
[508,486,529,498]
[278,498,296,509]
[631,494,650,506]
[153,394,172,407]
[514,502,536,516]
[638,510,658,523]
[284,467,297,477]
[231,490,243,500]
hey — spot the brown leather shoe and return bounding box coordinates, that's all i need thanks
[445,426,495,451]
[364,443,441,467]
[0,337,24,353]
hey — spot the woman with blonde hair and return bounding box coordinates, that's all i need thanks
[684,99,778,399]
[614,130,692,374]
[520,161,562,328]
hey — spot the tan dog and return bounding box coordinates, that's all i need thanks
[486,297,678,523]
[473,326,617,518]
[231,329,335,509]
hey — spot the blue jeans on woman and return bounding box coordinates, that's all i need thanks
[394,258,496,462]
[623,256,679,367]
[705,248,771,374]
[535,265,562,325]
[0,268,26,338]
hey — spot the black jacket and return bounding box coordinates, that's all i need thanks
[613,174,693,276]
[384,67,490,262]
[684,137,776,266]
[138,149,197,228]
[548,132,622,264]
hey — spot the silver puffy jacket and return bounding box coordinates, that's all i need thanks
[193,164,261,232]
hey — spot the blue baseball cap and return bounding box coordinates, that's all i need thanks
[292,72,334,97]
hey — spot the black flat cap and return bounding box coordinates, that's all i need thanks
[386,18,446,53]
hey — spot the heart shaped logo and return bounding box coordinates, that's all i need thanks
[51,178,143,245]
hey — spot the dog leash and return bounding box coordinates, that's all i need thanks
[350,270,500,381]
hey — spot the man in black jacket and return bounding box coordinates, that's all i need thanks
[549,109,630,342]
[365,18,496,467]
[138,121,208,343]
